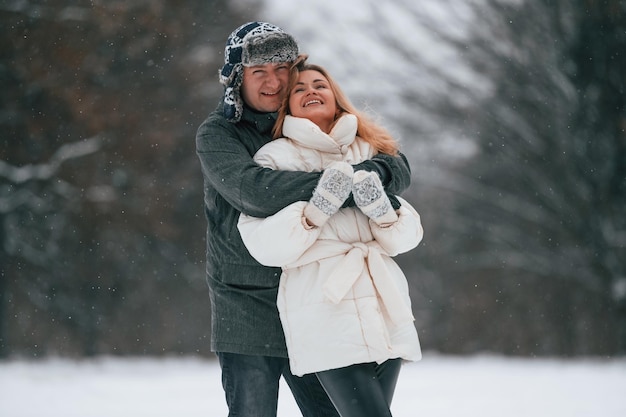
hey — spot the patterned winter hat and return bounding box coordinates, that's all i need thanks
[219,22,299,122]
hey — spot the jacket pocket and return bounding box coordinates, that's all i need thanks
[218,262,281,289]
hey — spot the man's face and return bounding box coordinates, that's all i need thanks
[241,62,290,113]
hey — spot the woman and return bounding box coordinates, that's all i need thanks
[238,55,423,417]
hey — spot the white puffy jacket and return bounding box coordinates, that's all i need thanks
[238,114,423,376]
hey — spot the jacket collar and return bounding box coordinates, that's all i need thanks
[282,114,358,153]
[241,105,277,134]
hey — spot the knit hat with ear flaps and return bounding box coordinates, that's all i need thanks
[219,22,299,122]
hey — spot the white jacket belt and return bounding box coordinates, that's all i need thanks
[285,221,416,327]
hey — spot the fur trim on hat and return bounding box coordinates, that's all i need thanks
[219,22,299,122]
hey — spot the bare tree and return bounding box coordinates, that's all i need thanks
[0,138,101,357]
[415,0,626,354]
[0,0,249,357]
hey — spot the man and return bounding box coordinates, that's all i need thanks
[195,21,412,417]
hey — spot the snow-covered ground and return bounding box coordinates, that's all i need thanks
[1,354,624,416]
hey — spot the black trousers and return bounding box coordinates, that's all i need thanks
[315,359,402,417]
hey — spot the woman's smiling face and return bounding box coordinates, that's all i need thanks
[288,70,338,134]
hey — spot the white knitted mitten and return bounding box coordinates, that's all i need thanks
[304,161,354,227]
[352,170,398,226]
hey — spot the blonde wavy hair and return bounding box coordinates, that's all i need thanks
[272,55,399,156]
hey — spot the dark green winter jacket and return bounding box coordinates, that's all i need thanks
[195,102,412,357]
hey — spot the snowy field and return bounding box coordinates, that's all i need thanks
[1,354,624,416]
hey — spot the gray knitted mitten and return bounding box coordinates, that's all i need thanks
[304,161,354,227]
[352,170,399,226]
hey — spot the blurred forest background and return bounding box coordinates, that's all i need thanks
[0,0,624,359]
